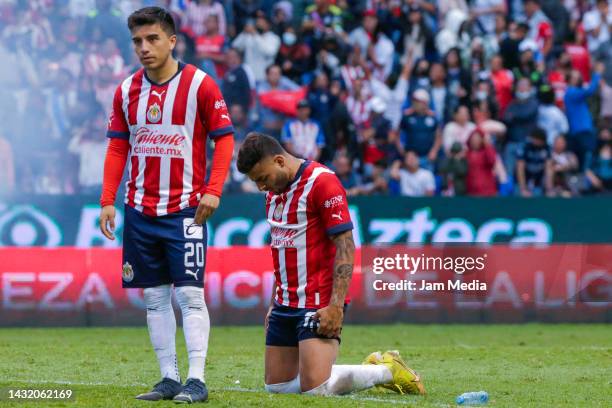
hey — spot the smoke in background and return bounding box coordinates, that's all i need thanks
[0,0,142,197]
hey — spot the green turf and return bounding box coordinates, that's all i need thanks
[0,324,610,407]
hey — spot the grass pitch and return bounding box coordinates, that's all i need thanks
[0,324,610,407]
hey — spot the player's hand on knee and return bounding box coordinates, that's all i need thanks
[194,194,220,224]
[99,205,116,240]
[314,305,344,338]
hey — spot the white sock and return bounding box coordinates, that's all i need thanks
[264,376,301,394]
[175,286,210,383]
[304,365,392,395]
[143,285,180,382]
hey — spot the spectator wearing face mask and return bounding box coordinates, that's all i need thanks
[503,77,539,174]
[472,76,500,120]
[275,28,312,83]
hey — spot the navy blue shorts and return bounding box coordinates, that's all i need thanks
[121,205,207,288]
[265,302,347,347]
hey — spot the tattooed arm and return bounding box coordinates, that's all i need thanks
[315,230,356,338]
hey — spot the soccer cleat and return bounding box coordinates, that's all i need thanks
[173,378,208,404]
[363,350,425,395]
[135,377,183,401]
[363,351,384,365]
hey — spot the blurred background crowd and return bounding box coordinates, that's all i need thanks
[0,0,611,198]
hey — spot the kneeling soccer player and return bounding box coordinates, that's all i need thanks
[236,132,425,396]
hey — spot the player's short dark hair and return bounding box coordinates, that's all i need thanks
[237,132,285,174]
[128,7,176,36]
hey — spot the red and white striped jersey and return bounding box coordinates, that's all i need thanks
[107,63,233,216]
[265,161,353,309]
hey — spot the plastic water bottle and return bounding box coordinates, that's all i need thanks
[456,391,488,405]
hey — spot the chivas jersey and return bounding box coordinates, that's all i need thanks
[107,63,233,216]
[265,161,353,309]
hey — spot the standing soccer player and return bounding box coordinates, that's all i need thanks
[236,133,425,396]
[99,7,234,404]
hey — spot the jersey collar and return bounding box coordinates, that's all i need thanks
[144,61,185,87]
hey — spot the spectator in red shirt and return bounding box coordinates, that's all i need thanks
[490,55,513,117]
[466,128,498,196]
[195,15,227,80]
[524,0,554,57]
[547,52,572,108]
[564,25,591,82]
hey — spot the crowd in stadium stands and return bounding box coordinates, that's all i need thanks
[0,0,611,198]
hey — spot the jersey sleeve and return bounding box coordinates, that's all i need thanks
[310,171,353,236]
[197,75,234,139]
[107,85,130,140]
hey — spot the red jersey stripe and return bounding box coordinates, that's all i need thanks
[166,157,185,213]
[126,155,139,206]
[172,65,196,125]
[189,105,206,207]
[127,70,144,125]
[284,247,299,307]
[271,247,282,302]
[140,156,161,216]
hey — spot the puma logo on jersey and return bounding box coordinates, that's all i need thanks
[331,212,343,221]
[221,114,230,121]
[151,90,166,100]
[185,268,199,280]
